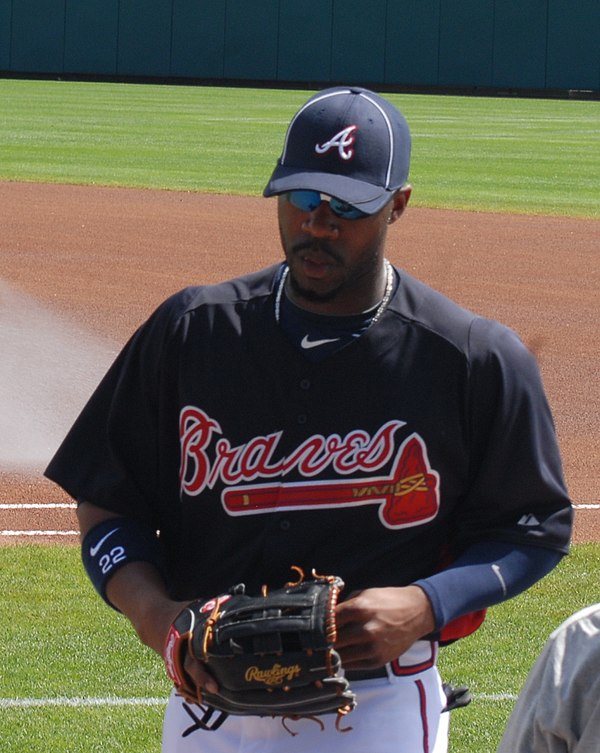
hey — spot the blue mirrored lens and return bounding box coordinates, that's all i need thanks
[286,191,368,220]
[328,197,368,220]
[287,191,322,213]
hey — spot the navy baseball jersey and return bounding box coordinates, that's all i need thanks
[45,263,572,602]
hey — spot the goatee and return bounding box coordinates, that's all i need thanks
[287,271,341,303]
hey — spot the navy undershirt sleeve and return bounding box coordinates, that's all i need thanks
[414,541,563,631]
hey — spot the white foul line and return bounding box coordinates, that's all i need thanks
[0,693,521,708]
[1,530,78,536]
[0,503,597,539]
[0,503,77,509]
[1,502,77,537]
[0,696,167,708]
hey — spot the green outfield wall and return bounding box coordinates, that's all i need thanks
[1,0,599,93]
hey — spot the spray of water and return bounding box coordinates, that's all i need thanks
[0,280,118,471]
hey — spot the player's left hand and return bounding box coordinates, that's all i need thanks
[334,585,435,669]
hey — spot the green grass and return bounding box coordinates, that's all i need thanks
[1,707,163,753]
[0,546,166,753]
[1,544,599,752]
[0,78,598,217]
[0,77,598,751]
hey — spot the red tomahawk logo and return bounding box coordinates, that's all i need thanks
[222,434,440,530]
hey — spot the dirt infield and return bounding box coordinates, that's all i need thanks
[1,181,598,543]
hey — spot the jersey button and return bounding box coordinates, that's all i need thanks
[279,519,291,531]
[299,379,311,390]
[296,413,307,424]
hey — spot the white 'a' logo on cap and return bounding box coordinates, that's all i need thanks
[315,125,358,160]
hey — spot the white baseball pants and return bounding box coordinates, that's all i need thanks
[161,640,449,753]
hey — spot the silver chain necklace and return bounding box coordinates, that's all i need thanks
[274,258,393,325]
[369,258,394,325]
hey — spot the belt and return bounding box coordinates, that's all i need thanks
[345,667,388,681]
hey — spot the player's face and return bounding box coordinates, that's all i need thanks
[277,188,410,315]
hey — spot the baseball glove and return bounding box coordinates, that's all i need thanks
[164,567,356,732]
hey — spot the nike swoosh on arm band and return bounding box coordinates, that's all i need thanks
[81,517,166,610]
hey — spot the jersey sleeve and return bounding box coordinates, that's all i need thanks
[416,541,562,632]
[44,289,190,524]
[457,317,572,553]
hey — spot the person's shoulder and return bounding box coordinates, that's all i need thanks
[394,268,534,354]
[389,269,501,350]
[156,264,282,321]
[543,604,600,679]
[389,268,538,375]
[553,603,600,640]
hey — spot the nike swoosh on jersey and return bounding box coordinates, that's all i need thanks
[300,335,340,349]
[89,527,120,557]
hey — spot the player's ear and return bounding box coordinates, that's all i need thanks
[387,185,412,225]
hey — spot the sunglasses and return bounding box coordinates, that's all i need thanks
[285,190,369,220]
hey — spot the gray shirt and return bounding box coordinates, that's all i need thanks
[497,604,600,753]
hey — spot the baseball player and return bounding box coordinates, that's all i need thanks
[45,87,572,753]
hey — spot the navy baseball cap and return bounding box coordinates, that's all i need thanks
[263,86,411,215]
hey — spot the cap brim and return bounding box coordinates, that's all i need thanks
[263,165,395,216]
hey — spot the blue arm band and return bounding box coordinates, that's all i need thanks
[81,517,165,611]
[414,541,563,631]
